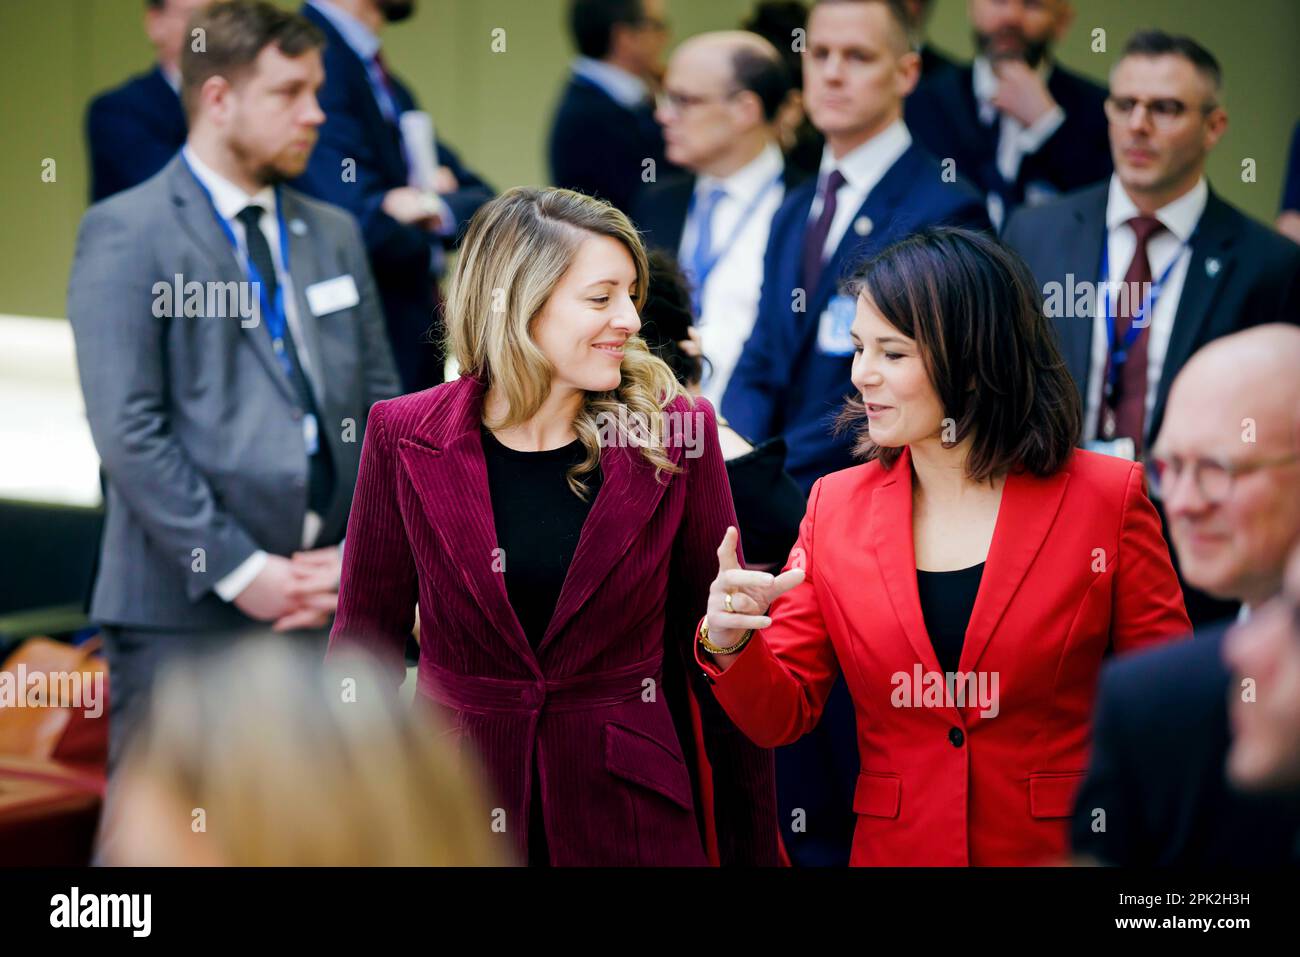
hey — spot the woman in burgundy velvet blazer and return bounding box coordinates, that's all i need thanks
[327,188,780,866]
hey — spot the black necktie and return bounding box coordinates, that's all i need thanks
[235,204,335,516]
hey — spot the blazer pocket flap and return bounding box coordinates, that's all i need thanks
[1028,771,1086,819]
[603,721,694,812]
[852,771,901,818]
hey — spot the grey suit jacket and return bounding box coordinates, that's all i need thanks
[68,153,402,630]
[1002,181,1300,449]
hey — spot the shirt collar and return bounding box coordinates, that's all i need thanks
[697,143,783,204]
[308,0,381,62]
[158,63,181,94]
[972,55,1053,106]
[572,56,649,109]
[182,144,276,223]
[1106,173,1208,242]
[817,119,912,192]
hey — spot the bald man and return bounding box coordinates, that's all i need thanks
[1072,325,1300,866]
[635,31,800,405]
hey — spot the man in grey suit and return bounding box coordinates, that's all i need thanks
[1002,31,1300,625]
[68,1,401,771]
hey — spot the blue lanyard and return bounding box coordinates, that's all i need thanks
[685,173,782,296]
[181,154,294,380]
[1099,228,1191,392]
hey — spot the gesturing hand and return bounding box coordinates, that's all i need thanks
[704,526,805,652]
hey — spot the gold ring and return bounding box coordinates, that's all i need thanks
[724,592,735,614]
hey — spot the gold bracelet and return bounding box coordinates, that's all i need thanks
[699,618,753,656]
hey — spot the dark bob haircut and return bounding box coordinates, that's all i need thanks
[838,226,1082,481]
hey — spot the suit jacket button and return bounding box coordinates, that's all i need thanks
[700,670,716,686]
[948,727,964,748]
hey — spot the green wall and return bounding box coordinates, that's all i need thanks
[1,0,1296,319]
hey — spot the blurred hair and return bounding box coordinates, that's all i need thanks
[569,0,646,60]
[638,250,704,388]
[741,1,808,89]
[838,227,1081,481]
[1118,30,1223,98]
[108,639,508,865]
[731,42,792,122]
[444,187,687,497]
[811,0,913,54]
[179,1,324,121]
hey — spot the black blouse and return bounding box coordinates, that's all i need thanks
[480,426,601,648]
[480,426,602,868]
[916,562,986,675]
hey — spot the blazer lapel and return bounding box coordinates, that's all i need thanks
[280,190,329,410]
[1149,191,1236,443]
[397,377,536,669]
[869,448,946,680]
[1055,187,1108,396]
[167,157,298,406]
[959,466,1070,674]
[537,438,676,654]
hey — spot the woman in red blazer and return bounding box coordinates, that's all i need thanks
[327,187,780,866]
[696,228,1192,866]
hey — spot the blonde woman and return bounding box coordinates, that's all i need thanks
[97,639,506,866]
[328,187,780,866]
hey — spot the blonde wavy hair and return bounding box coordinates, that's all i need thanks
[99,639,509,866]
[444,186,689,496]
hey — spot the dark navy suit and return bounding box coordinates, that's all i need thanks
[721,140,987,867]
[548,74,673,216]
[1072,623,1300,865]
[85,67,187,203]
[293,3,494,393]
[906,62,1111,214]
[723,141,989,492]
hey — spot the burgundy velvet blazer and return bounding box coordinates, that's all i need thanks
[327,374,781,865]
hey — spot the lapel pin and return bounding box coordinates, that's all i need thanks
[289,218,307,236]
[854,216,873,237]
[1205,257,1221,277]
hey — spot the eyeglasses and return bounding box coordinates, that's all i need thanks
[656,88,742,113]
[1146,451,1300,504]
[1104,95,1217,129]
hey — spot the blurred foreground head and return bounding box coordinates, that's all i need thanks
[99,639,509,865]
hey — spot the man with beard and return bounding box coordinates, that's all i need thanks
[906,0,1109,227]
[67,1,401,776]
[294,0,495,393]
[1004,31,1300,624]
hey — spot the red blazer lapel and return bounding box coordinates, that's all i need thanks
[959,467,1070,674]
[869,446,948,679]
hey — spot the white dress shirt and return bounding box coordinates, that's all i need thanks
[678,143,785,405]
[972,56,1066,227]
[808,119,913,260]
[181,146,326,600]
[1083,174,1208,444]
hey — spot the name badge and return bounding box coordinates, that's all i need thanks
[1085,438,1136,462]
[816,294,858,356]
[305,274,360,316]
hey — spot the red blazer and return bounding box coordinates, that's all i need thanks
[697,446,1191,866]
[328,374,780,865]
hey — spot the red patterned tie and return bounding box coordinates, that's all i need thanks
[1099,214,1165,452]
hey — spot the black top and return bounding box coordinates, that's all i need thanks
[724,437,806,567]
[481,426,602,867]
[480,426,600,648]
[916,562,985,675]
